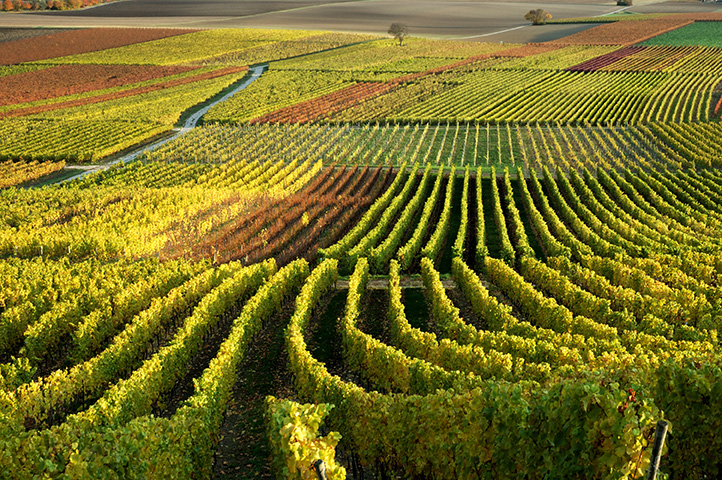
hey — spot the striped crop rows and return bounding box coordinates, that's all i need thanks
[141,121,722,172]
[290,161,722,478]
[3,157,722,478]
[0,159,322,261]
[4,16,722,480]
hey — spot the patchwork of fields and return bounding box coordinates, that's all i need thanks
[2,14,722,480]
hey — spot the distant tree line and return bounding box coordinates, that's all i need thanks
[1,0,113,11]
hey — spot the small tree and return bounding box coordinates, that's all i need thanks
[388,22,408,46]
[525,9,552,25]
[617,0,632,5]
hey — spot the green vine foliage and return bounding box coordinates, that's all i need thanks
[266,397,345,480]
[0,260,309,478]
[285,260,666,479]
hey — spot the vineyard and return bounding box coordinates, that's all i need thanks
[140,121,722,171]
[2,11,722,480]
[640,20,722,48]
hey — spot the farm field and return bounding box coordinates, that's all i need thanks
[2,10,722,480]
[641,20,722,47]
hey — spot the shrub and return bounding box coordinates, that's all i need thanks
[525,9,552,25]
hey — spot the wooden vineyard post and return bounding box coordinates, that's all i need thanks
[312,459,328,480]
[646,420,669,480]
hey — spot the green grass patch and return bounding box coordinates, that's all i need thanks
[307,290,346,366]
[438,175,465,274]
[480,177,502,259]
[640,21,722,48]
[511,178,545,259]
[402,288,431,332]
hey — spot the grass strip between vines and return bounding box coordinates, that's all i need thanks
[212,298,298,479]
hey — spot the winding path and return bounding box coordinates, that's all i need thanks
[60,64,266,184]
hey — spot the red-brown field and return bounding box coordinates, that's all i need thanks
[168,165,392,266]
[251,82,395,124]
[567,46,646,71]
[0,27,196,65]
[0,64,198,107]
[0,65,246,118]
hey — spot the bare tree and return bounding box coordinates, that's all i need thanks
[524,9,552,25]
[388,23,408,46]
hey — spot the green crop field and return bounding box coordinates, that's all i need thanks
[641,20,722,47]
[1,14,722,480]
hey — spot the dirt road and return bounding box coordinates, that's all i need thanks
[58,64,266,184]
